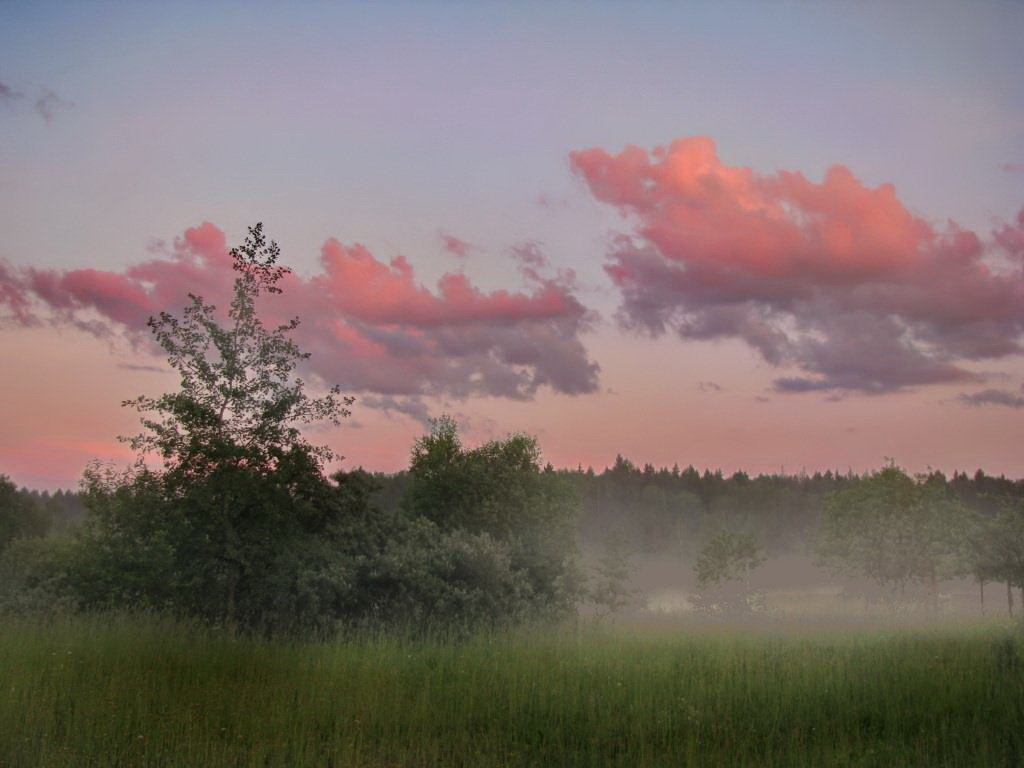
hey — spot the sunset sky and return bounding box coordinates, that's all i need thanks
[2,2,1023,489]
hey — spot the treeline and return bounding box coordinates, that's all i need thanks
[362,457,1024,615]
[364,457,1024,558]
[10,461,1022,561]
[563,459,1024,555]
[0,481,86,541]
[6,457,1024,621]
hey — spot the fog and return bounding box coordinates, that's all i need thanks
[583,546,1005,629]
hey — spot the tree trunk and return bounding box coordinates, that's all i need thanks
[929,564,938,616]
[1008,580,1014,618]
[226,568,237,627]
[980,580,985,617]
[222,495,240,629]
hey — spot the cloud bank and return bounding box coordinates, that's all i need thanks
[0,222,600,403]
[571,137,1024,395]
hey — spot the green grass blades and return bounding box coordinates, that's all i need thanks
[0,615,1021,767]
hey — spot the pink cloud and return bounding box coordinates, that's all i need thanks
[994,207,1024,260]
[1,222,599,402]
[12,223,235,340]
[312,240,579,328]
[571,137,1024,394]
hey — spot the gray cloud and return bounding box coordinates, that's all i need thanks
[117,363,168,374]
[0,80,22,101]
[957,387,1024,409]
[360,395,433,426]
[34,89,73,123]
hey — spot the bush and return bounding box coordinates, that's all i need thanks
[402,417,582,623]
[0,537,78,614]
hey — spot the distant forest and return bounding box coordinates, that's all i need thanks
[366,459,1024,555]
[13,459,1022,558]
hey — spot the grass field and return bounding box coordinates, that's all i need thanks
[0,615,1021,767]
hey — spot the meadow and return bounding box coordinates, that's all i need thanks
[1,614,1021,768]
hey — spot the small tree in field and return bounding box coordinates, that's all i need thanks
[122,222,351,477]
[692,528,765,612]
[77,223,355,629]
[589,526,635,620]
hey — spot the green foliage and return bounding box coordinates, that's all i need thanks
[994,504,1024,591]
[71,409,549,636]
[402,416,582,622]
[567,459,855,556]
[121,222,351,479]
[969,501,1024,595]
[68,458,363,633]
[817,464,969,606]
[0,537,78,614]
[968,510,1007,587]
[405,416,563,537]
[692,528,766,613]
[588,526,635,619]
[694,528,764,590]
[353,457,1024,569]
[350,518,542,630]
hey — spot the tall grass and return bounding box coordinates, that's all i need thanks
[0,614,1021,767]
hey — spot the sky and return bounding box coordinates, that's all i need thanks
[1,1,1023,489]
